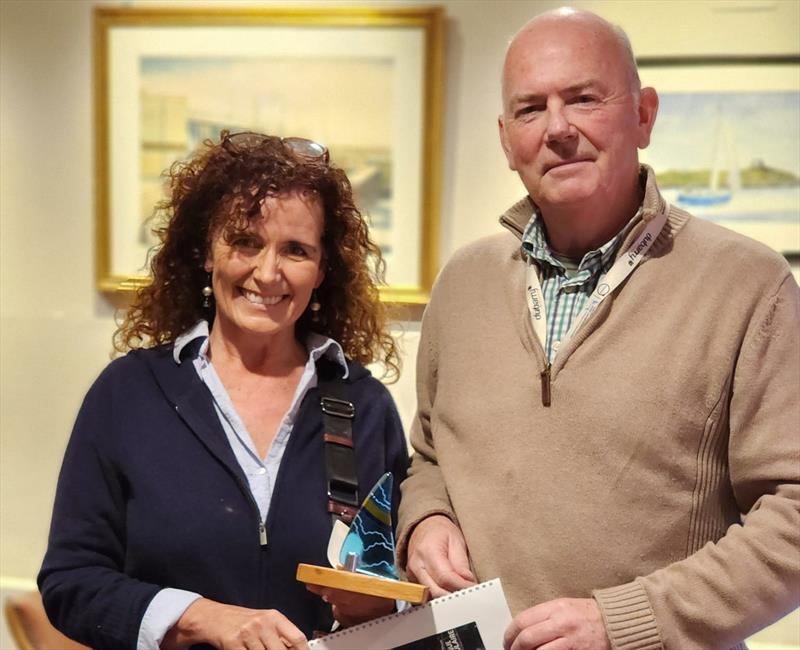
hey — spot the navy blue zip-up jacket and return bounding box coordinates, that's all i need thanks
[38,345,408,649]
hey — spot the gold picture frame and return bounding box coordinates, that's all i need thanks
[94,6,445,304]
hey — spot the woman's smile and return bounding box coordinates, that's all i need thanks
[240,288,285,307]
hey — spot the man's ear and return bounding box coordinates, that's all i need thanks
[498,114,517,171]
[636,87,659,149]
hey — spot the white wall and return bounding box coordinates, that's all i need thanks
[1,1,798,648]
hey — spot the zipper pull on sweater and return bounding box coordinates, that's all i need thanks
[259,522,267,546]
[541,364,552,407]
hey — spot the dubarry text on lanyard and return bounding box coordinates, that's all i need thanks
[525,208,668,406]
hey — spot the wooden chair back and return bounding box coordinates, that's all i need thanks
[4,591,88,650]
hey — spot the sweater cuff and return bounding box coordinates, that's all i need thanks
[592,580,663,650]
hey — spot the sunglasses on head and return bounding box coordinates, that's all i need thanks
[222,131,330,163]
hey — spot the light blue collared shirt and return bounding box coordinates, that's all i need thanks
[521,208,641,361]
[137,321,349,650]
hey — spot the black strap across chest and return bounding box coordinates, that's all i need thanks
[316,360,359,525]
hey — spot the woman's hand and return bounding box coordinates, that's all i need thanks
[306,585,396,627]
[162,598,308,650]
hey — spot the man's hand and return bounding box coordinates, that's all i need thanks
[306,585,395,627]
[405,514,476,598]
[503,598,610,650]
[162,598,308,650]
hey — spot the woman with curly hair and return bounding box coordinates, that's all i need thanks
[39,132,408,650]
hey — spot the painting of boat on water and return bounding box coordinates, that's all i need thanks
[95,8,445,301]
[138,56,394,257]
[640,89,800,255]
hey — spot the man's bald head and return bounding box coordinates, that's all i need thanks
[502,8,641,105]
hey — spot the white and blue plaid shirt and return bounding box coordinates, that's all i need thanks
[521,209,640,362]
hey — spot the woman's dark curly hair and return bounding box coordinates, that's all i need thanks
[115,131,399,380]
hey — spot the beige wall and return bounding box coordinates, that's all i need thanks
[1,0,798,647]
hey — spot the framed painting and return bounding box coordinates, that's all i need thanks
[638,56,800,261]
[94,6,445,303]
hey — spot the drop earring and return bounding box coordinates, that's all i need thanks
[310,290,321,322]
[202,273,213,309]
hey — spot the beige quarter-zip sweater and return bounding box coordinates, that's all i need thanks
[397,168,800,650]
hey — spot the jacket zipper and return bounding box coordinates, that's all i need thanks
[230,473,267,547]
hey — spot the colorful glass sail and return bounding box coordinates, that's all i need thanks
[339,472,399,580]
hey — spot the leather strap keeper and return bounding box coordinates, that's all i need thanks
[327,499,358,524]
[323,433,353,448]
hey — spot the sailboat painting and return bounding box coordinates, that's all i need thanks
[640,89,800,255]
[674,106,740,208]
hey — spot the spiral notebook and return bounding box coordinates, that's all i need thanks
[309,578,511,650]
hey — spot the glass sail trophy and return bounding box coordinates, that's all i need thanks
[296,472,427,603]
[339,472,399,579]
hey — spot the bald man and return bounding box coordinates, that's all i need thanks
[397,8,799,650]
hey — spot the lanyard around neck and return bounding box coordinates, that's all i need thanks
[525,208,668,356]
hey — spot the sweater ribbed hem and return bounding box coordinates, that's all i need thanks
[593,581,663,650]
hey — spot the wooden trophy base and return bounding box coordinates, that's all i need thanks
[296,564,428,604]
